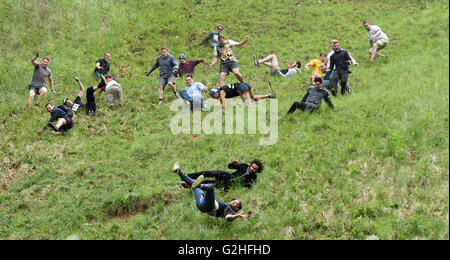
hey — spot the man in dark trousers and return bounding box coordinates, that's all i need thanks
[327,41,353,96]
[288,77,334,114]
[40,103,74,133]
[174,159,264,192]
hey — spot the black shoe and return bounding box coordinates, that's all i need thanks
[331,89,337,97]
[47,122,59,132]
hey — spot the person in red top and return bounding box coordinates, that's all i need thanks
[176,54,203,77]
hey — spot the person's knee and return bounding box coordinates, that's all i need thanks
[40,88,48,95]
[29,91,36,98]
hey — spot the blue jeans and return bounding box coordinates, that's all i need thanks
[180,174,216,213]
[179,90,204,108]
[94,71,102,79]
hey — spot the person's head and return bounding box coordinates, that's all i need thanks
[332,40,341,51]
[217,25,224,33]
[185,74,194,86]
[319,53,327,62]
[331,39,339,48]
[363,20,371,31]
[63,98,73,108]
[106,73,114,82]
[42,56,50,68]
[218,34,226,46]
[179,53,187,63]
[313,76,323,90]
[229,198,243,211]
[161,46,169,57]
[209,88,220,99]
[249,158,264,174]
[104,52,111,61]
[45,103,54,113]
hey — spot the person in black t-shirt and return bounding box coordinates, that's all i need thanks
[94,52,111,79]
[177,159,264,192]
[62,77,86,115]
[327,41,353,96]
[209,82,275,108]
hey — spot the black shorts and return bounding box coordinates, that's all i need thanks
[220,61,239,75]
[237,83,251,94]
[29,85,45,95]
[59,116,73,132]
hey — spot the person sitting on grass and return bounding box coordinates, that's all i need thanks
[177,159,264,192]
[179,74,208,110]
[62,77,86,115]
[172,162,250,221]
[287,77,334,114]
[253,54,301,78]
[40,103,74,133]
[209,82,276,108]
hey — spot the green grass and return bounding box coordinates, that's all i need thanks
[0,0,448,240]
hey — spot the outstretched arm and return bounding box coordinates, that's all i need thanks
[236,36,249,46]
[146,59,159,76]
[31,52,39,67]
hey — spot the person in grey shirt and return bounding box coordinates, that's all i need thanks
[200,25,224,48]
[146,46,180,106]
[287,77,334,114]
[27,52,57,107]
[363,20,388,63]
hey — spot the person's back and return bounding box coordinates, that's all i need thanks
[219,83,241,98]
[105,79,123,106]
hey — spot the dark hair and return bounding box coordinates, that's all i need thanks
[251,158,264,173]
[218,34,225,40]
[45,102,52,107]
[363,20,370,25]
[320,53,326,57]
[161,46,168,51]
[231,198,242,211]
[295,61,302,68]
[185,74,193,79]
[314,77,323,83]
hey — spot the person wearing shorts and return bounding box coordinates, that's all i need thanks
[363,20,388,63]
[209,82,275,108]
[146,46,180,106]
[40,103,74,133]
[209,34,249,87]
[27,52,57,107]
[253,54,301,78]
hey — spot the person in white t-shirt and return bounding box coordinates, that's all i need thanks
[104,74,123,106]
[363,20,388,63]
[253,54,301,78]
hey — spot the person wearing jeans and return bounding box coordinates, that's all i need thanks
[327,41,353,96]
[172,162,250,221]
[179,74,207,109]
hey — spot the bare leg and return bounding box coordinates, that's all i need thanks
[219,72,227,86]
[27,90,36,107]
[158,85,164,100]
[259,54,280,71]
[231,68,244,83]
[240,92,252,106]
[55,118,67,129]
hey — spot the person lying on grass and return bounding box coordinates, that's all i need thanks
[287,76,334,114]
[209,82,275,108]
[176,159,264,192]
[39,103,74,134]
[253,53,301,78]
[173,162,250,221]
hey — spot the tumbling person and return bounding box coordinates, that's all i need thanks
[178,159,264,192]
[146,46,180,106]
[209,82,275,108]
[363,20,389,63]
[27,52,56,107]
[62,77,86,115]
[200,25,225,49]
[104,73,123,106]
[41,103,74,133]
[179,74,208,109]
[253,54,301,78]
[173,162,250,221]
[209,34,249,87]
[287,77,334,114]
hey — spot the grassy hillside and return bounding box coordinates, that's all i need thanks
[0,0,448,240]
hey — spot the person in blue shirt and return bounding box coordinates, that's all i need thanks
[40,103,74,133]
[172,162,250,221]
[179,74,208,109]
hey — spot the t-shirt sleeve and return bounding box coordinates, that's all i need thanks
[224,210,236,221]
[228,40,238,46]
[213,46,218,57]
